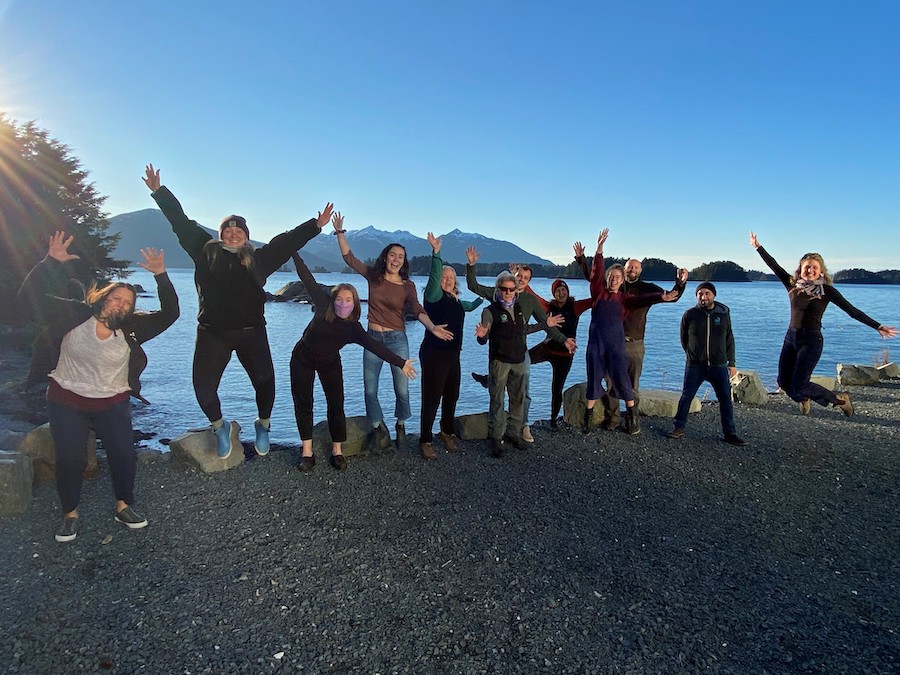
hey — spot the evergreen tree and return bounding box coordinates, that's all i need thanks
[0,114,127,323]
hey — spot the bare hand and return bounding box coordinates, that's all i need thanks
[564,337,577,355]
[466,245,480,265]
[47,231,80,263]
[878,325,898,339]
[427,231,441,254]
[596,228,609,253]
[431,324,454,341]
[573,241,585,258]
[728,366,738,379]
[474,323,489,338]
[331,211,345,233]
[143,164,161,192]
[661,289,679,302]
[316,203,335,229]
[546,313,564,328]
[138,247,166,275]
[402,359,418,380]
[749,230,759,249]
[676,268,689,284]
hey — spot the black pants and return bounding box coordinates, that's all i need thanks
[290,344,347,442]
[48,399,135,513]
[419,347,461,443]
[193,325,275,422]
[528,342,573,421]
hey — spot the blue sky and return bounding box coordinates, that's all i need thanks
[1,1,898,271]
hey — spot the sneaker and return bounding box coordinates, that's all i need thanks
[835,394,854,417]
[254,419,270,456]
[491,438,505,458]
[799,399,811,416]
[297,455,316,473]
[55,516,79,543]
[521,425,535,443]
[214,421,235,459]
[419,442,437,460]
[438,432,458,453]
[724,434,749,447]
[329,454,347,471]
[471,372,488,388]
[115,506,148,529]
[503,434,527,451]
[666,427,685,439]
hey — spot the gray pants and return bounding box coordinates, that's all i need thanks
[603,339,645,425]
[488,359,527,441]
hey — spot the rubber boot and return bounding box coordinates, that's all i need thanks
[582,407,593,434]
[625,407,641,436]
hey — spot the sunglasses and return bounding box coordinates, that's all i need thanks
[499,286,517,293]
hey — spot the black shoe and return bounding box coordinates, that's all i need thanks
[395,423,408,451]
[582,408,593,434]
[549,418,559,431]
[666,427,685,439]
[329,454,347,470]
[625,408,641,436]
[297,455,316,472]
[503,434,527,451]
[724,434,749,447]
[491,438,505,458]
[471,372,488,388]
[368,424,392,454]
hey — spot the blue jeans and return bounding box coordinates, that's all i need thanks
[778,328,837,407]
[673,364,736,435]
[363,329,411,425]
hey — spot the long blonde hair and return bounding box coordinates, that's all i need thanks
[203,239,255,271]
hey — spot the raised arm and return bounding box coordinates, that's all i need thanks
[423,232,444,303]
[465,245,493,300]
[291,252,331,308]
[17,231,85,324]
[333,213,371,278]
[144,164,212,259]
[254,202,332,279]
[133,247,180,343]
[574,241,591,281]
[750,230,792,287]
[589,230,609,300]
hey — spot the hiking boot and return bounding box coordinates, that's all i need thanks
[503,433,527,451]
[835,394,854,417]
[625,408,641,436]
[471,372,488,388]
[438,432,458,453]
[549,418,559,431]
[582,408,593,434]
[395,423,408,451]
[329,454,347,471]
[297,455,316,473]
[521,425,534,443]
[115,506,148,529]
[214,421,236,459]
[799,399,811,416]
[491,438,505,458]
[254,419,270,456]
[367,424,392,454]
[419,442,437,460]
[55,516,79,543]
[724,434,749,447]
[666,427,685,439]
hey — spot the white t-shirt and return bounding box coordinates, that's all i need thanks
[50,317,131,398]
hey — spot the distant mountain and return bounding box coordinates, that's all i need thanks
[108,210,553,271]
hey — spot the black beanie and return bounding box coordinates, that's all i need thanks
[219,215,249,239]
[696,281,717,296]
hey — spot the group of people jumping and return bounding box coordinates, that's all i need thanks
[17,164,896,542]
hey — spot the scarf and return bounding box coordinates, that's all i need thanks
[494,290,515,309]
[795,278,825,299]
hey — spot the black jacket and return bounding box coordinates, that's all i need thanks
[680,301,735,368]
[17,258,180,403]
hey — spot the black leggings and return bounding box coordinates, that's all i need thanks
[419,346,461,443]
[290,345,347,442]
[193,325,275,422]
[528,342,573,421]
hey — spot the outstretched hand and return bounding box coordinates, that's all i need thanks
[676,268,689,284]
[431,324,454,341]
[546,313,564,328]
[316,203,335,229]
[661,289,679,302]
[331,211,345,233]
[474,322,489,339]
[466,245,480,265]
[749,231,759,249]
[573,241,585,258]
[402,359,418,380]
[427,231,441,254]
[878,325,898,339]
[138,247,166,275]
[143,164,161,192]
[596,228,609,253]
[47,231,80,263]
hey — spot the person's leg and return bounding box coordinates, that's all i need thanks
[233,326,276,420]
[628,340,645,411]
[607,344,636,403]
[673,365,705,431]
[362,330,387,426]
[91,400,137,510]
[419,347,442,443]
[792,329,837,406]
[289,348,317,449]
[379,330,411,423]
[319,358,347,446]
[192,325,234,422]
[506,362,527,440]
[522,350,532,425]
[549,355,573,421]
[488,360,511,441]
[440,355,462,436]
[777,329,801,401]
[708,366,737,436]
[48,401,91,515]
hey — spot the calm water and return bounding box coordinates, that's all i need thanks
[129,268,899,449]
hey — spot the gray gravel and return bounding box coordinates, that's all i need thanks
[1,383,899,673]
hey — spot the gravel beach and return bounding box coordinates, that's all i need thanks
[1,343,899,672]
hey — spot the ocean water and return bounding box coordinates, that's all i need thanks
[129,268,899,449]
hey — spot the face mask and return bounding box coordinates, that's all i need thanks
[102,313,131,331]
[334,299,354,319]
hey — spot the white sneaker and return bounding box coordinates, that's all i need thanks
[522,425,534,443]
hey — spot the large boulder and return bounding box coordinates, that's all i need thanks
[563,384,700,423]
[17,423,99,482]
[0,451,33,516]
[169,422,244,473]
[837,364,880,386]
[272,280,316,303]
[455,413,488,440]
[730,370,769,405]
[810,375,836,390]
[311,416,369,456]
[0,429,26,452]
[877,362,900,379]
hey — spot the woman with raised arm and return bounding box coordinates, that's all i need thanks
[750,231,896,415]
[143,164,332,460]
[333,213,452,453]
[289,253,417,472]
[17,232,179,543]
[418,233,483,459]
[583,229,677,435]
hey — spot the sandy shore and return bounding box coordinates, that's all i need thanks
[1,342,899,672]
